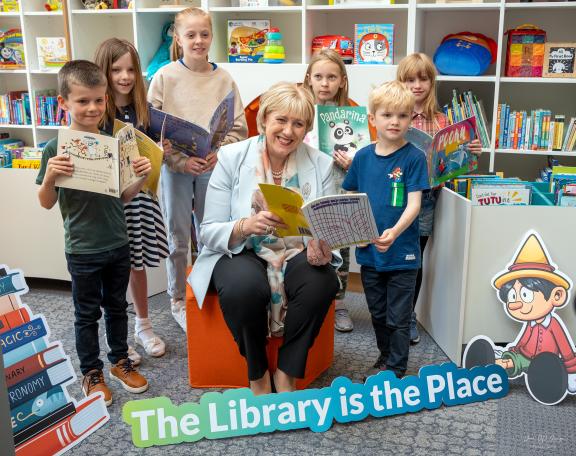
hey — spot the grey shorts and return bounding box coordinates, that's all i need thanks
[418,189,439,236]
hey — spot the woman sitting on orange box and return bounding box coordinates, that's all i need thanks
[189,82,340,395]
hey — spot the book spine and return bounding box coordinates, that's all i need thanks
[5,344,66,388]
[524,116,531,151]
[533,111,541,151]
[548,119,555,152]
[495,103,502,148]
[8,360,73,409]
[0,307,30,336]
[0,293,20,315]
[0,318,47,355]
[9,386,68,434]
[15,395,108,456]
[3,339,48,368]
[14,402,76,446]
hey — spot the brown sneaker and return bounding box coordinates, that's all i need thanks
[109,358,149,393]
[82,369,112,407]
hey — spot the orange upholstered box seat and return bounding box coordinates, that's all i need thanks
[186,275,335,389]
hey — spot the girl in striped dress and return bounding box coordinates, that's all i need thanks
[95,38,170,361]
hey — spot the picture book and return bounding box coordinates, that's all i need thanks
[227,20,269,63]
[258,184,379,249]
[113,119,163,195]
[36,37,68,71]
[316,105,371,158]
[0,28,25,69]
[354,24,394,64]
[406,116,478,187]
[55,125,143,198]
[149,90,234,160]
[470,183,532,206]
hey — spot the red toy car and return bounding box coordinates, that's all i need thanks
[311,35,354,64]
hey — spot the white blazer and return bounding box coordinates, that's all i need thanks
[188,135,341,307]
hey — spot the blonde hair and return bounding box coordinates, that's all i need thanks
[368,80,415,115]
[303,49,349,106]
[396,53,439,120]
[94,38,149,130]
[170,7,212,61]
[256,82,315,134]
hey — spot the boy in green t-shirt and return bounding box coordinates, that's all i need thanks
[36,60,151,406]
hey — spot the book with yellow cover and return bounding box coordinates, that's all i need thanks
[113,119,163,195]
[258,183,379,249]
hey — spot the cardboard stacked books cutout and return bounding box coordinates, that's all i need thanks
[463,231,576,406]
[0,265,109,455]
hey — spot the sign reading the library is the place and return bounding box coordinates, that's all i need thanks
[122,363,508,447]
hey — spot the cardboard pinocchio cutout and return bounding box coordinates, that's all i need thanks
[464,230,576,405]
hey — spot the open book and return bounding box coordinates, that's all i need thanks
[406,116,478,187]
[55,126,142,198]
[258,183,379,250]
[113,119,163,195]
[148,90,235,159]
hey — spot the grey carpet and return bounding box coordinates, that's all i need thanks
[18,282,576,456]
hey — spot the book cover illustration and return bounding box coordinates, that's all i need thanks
[258,184,379,249]
[0,264,110,455]
[227,20,269,63]
[354,24,394,64]
[470,183,532,206]
[55,126,142,198]
[36,37,68,71]
[113,119,163,196]
[316,105,371,158]
[149,90,234,160]
[0,28,25,69]
[407,116,479,187]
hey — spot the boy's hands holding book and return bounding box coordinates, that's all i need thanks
[373,228,398,253]
[307,239,332,266]
[45,155,74,184]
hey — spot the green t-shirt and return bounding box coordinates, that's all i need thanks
[36,136,128,254]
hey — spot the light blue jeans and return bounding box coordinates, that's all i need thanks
[160,164,211,300]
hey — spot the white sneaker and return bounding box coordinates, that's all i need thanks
[127,345,142,366]
[171,299,187,333]
[135,333,166,357]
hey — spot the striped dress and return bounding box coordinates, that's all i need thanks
[114,105,169,270]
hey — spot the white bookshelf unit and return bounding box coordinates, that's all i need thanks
[2,0,576,280]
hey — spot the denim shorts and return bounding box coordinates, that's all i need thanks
[418,188,440,236]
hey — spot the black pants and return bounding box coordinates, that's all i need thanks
[212,249,338,381]
[66,244,130,375]
[361,267,418,375]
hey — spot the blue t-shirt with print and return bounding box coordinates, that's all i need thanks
[342,142,429,271]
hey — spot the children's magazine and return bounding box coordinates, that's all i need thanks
[148,90,234,159]
[316,105,371,158]
[406,116,479,186]
[55,125,143,198]
[36,37,68,70]
[354,24,394,64]
[258,183,379,250]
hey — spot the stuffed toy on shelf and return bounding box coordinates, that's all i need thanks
[146,22,174,82]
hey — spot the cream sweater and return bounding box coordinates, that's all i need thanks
[147,61,248,173]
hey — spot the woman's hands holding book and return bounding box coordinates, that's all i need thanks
[243,211,287,237]
[307,239,332,266]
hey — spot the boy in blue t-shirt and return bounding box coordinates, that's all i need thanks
[36,61,152,406]
[343,81,429,378]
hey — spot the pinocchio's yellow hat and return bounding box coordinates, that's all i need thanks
[493,234,570,290]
